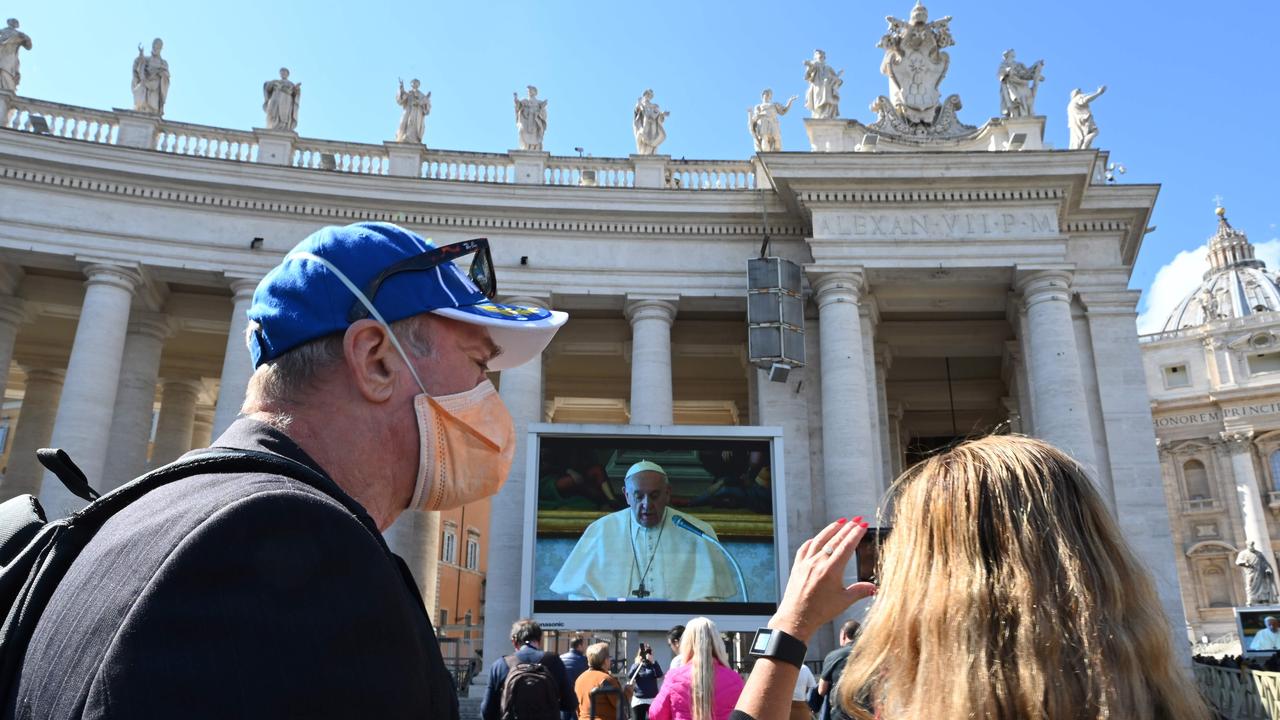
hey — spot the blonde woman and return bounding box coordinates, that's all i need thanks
[734,435,1210,720]
[650,617,744,720]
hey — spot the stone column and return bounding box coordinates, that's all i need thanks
[1223,432,1278,581]
[873,343,892,490]
[150,377,203,467]
[626,298,677,426]
[0,368,63,501]
[811,270,879,644]
[101,312,171,491]
[811,271,879,514]
[482,295,547,670]
[384,509,443,619]
[39,264,140,518]
[0,297,27,396]
[756,365,812,560]
[860,307,885,496]
[1016,271,1098,474]
[212,279,259,438]
[191,408,215,449]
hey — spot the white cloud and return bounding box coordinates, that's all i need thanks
[1136,244,1208,335]
[1136,238,1280,335]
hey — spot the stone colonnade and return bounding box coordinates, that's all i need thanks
[0,263,258,518]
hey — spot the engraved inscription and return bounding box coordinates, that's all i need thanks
[817,209,1060,239]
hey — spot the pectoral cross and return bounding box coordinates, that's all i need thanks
[632,582,651,598]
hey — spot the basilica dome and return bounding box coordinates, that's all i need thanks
[1161,209,1280,332]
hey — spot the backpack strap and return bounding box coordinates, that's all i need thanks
[35,448,98,502]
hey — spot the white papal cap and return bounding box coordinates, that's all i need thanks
[624,460,667,480]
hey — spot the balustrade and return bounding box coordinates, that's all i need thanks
[3,97,117,144]
[1195,661,1280,720]
[544,157,634,188]
[1,96,761,191]
[293,139,390,175]
[155,120,257,162]
[666,160,756,190]
[421,150,513,183]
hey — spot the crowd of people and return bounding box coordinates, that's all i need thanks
[3,221,1219,718]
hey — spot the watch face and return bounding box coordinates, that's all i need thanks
[752,631,771,652]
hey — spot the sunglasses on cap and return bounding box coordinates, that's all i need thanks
[347,238,496,323]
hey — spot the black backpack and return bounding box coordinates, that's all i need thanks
[499,652,560,720]
[0,446,335,704]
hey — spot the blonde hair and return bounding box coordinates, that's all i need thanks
[586,642,611,671]
[839,435,1208,720]
[679,617,729,720]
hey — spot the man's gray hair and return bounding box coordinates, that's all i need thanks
[241,315,433,423]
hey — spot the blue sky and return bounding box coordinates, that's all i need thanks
[11,1,1278,329]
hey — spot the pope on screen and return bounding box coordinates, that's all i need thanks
[550,460,738,601]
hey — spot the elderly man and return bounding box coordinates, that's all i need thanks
[14,222,566,718]
[1253,616,1280,651]
[550,460,737,601]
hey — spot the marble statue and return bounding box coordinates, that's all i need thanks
[1067,85,1105,150]
[748,89,797,152]
[632,89,669,155]
[0,18,33,93]
[131,38,169,116]
[263,68,301,132]
[514,85,547,151]
[1237,542,1279,606]
[395,78,431,144]
[997,49,1043,118]
[803,49,842,119]
[878,2,954,124]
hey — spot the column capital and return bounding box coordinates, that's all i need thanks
[1221,430,1255,453]
[1078,289,1141,316]
[228,277,259,302]
[161,375,206,395]
[82,263,142,294]
[624,297,678,325]
[810,271,865,309]
[127,310,174,341]
[501,294,553,309]
[21,367,65,385]
[1016,270,1074,308]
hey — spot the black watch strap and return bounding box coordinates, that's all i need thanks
[747,627,807,668]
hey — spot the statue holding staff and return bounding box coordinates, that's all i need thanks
[514,85,547,151]
[131,38,169,115]
[395,78,431,144]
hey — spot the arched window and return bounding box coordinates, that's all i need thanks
[1270,450,1280,492]
[1182,459,1211,500]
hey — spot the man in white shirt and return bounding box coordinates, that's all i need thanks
[1252,616,1280,651]
[550,461,737,601]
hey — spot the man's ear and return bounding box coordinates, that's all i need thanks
[344,320,398,403]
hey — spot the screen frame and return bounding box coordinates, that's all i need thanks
[520,422,788,632]
[1235,605,1280,657]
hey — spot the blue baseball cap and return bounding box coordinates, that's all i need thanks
[247,222,567,371]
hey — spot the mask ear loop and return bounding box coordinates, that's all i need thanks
[289,251,429,394]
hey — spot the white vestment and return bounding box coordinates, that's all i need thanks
[550,507,737,601]
[1252,628,1280,651]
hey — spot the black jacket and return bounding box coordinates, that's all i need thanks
[10,419,458,720]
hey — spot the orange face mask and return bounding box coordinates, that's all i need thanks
[410,379,515,511]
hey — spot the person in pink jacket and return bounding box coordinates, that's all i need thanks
[649,617,744,720]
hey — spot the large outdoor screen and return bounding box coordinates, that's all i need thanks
[522,425,785,629]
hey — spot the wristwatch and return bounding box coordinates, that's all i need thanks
[747,627,807,668]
